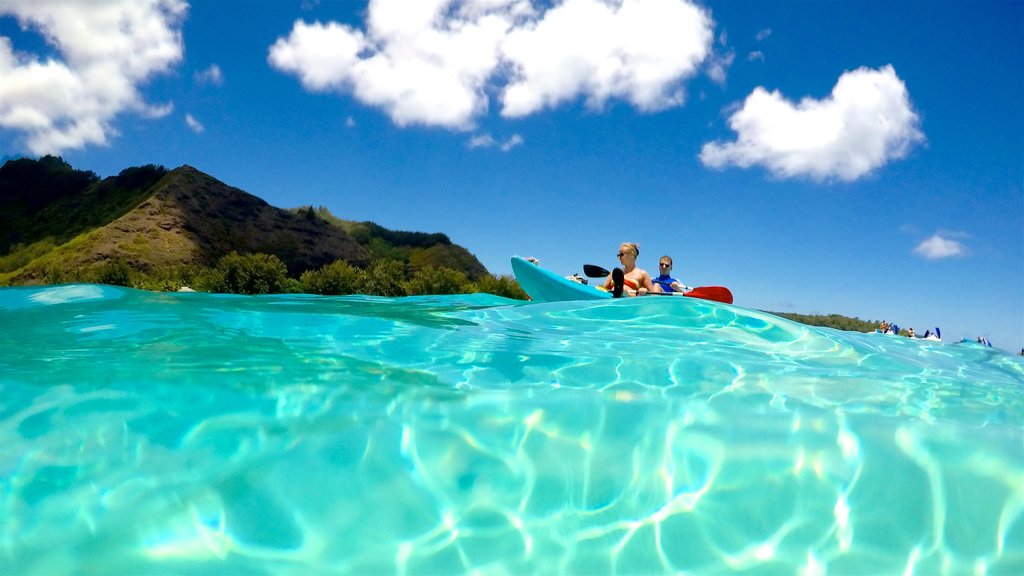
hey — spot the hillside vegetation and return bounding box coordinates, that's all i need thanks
[69,251,525,299]
[299,207,489,279]
[0,156,524,298]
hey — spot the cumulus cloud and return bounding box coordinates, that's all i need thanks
[755,28,772,41]
[0,0,187,154]
[184,113,204,133]
[468,132,523,151]
[268,5,513,129]
[699,65,924,181]
[500,0,714,116]
[194,64,223,86]
[913,233,967,260]
[268,0,716,129]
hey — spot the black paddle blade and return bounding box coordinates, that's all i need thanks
[611,268,624,298]
[583,264,611,278]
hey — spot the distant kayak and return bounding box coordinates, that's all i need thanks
[511,257,733,304]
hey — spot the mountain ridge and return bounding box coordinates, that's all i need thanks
[0,157,487,284]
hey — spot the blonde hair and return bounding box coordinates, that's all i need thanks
[620,242,639,257]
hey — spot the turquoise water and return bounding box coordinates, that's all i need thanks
[2,284,1022,575]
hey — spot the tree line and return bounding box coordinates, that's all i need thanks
[49,251,527,299]
[36,249,891,333]
[769,311,885,334]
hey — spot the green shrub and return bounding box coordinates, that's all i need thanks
[44,267,63,284]
[364,259,407,297]
[404,266,471,295]
[472,274,528,300]
[214,251,289,294]
[134,276,180,292]
[92,258,134,287]
[300,260,366,295]
[131,264,204,292]
[192,267,225,293]
[282,277,304,294]
[0,238,57,273]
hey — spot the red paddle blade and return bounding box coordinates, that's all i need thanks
[684,286,733,304]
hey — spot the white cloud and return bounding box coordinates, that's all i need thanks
[748,50,764,62]
[469,134,496,148]
[268,3,515,129]
[501,0,714,117]
[0,0,187,154]
[185,113,204,133]
[705,51,734,86]
[269,0,716,128]
[195,64,223,86]
[468,132,522,151]
[755,28,772,41]
[699,65,924,181]
[501,133,523,151]
[913,233,967,260]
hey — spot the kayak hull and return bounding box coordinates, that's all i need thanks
[511,257,611,302]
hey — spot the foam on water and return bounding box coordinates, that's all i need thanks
[1,285,1022,574]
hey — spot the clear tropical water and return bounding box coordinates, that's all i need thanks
[1,284,1022,575]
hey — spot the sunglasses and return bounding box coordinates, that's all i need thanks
[659,263,671,267]
[616,252,626,257]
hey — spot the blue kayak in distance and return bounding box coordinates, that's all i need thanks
[511,257,735,304]
[511,256,611,302]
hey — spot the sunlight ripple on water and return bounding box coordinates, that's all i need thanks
[1,285,1022,574]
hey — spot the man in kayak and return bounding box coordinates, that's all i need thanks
[602,242,652,297]
[651,255,688,293]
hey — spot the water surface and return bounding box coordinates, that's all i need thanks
[2,285,1022,574]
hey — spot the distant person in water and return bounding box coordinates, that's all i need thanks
[603,242,652,297]
[651,255,687,293]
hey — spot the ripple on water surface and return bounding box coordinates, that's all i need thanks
[1,285,1022,574]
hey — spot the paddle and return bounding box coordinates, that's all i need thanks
[582,264,734,304]
[680,286,734,304]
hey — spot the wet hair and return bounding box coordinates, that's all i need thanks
[621,242,639,257]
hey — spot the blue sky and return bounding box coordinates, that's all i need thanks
[1,0,1021,351]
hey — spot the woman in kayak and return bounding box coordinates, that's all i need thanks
[603,242,653,297]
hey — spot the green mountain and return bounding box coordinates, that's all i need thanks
[310,210,488,280]
[0,157,488,285]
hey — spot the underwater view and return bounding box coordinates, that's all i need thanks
[1,284,1022,575]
